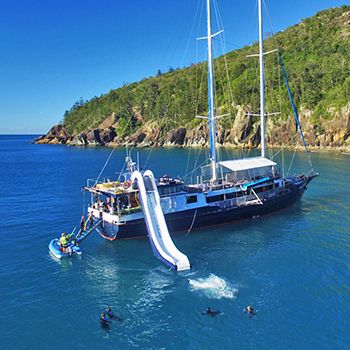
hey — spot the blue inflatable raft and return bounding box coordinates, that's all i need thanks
[49,239,82,259]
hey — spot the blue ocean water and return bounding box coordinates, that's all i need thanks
[1,134,350,349]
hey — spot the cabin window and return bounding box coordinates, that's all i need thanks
[206,194,225,203]
[254,184,274,193]
[186,195,197,204]
[226,192,244,199]
[206,191,245,203]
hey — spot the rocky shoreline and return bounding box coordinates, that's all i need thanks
[35,104,350,153]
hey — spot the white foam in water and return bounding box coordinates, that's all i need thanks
[188,273,237,299]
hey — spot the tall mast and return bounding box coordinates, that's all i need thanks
[258,0,266,158]
[206,0,217,182]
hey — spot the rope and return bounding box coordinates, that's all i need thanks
[93,108,134,186]
[263,0,314,172]
[183,157,209,179]
[287,146,297,176]
[142,147,154,171]
[270,131,299,160]
[186,209,198,236]
[94,145,118,186]
[278,52,314,171]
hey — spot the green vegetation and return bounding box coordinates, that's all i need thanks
[63,5,350,137]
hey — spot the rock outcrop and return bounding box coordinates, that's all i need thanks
[35,103,350,151]
[35,125,72,144]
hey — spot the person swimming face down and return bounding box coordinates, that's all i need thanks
[244,305,256,316]
[100,312,109,323]
[202,307,220,317]
[100,312,110,331]
[106,306,115,319]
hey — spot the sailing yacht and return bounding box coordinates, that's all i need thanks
[84,0,318,240]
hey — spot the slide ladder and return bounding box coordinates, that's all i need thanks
[131,170,191,271]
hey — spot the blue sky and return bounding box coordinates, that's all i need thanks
[0,0,347,134]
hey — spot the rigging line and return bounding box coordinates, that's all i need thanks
[199,55,208,110]
[180,0,203,67]
[213,0,235,109]
[219,41,235,114]
[212,43,226,104]
[67,110,101,135]
[212,37,240,50]
[264,0,313,171]
[224,145,232,161]
[287,144,298,176]
[160,0,200,71]
[263,0,279,48]
[211,0,235,117]
[278,52,314,171]
[185,209,198,236]
[212,44,234,148]
[183,157,209,179]
[184,145,193,182]
[94,145,117,186]
[195,1,206,113]
[116,160,126,182]
[270,131,299,159]
[212,44,225,115]
[142,147,154,171]
[94,108,134,186]
[191,146,202,177]
[263,0,285,113]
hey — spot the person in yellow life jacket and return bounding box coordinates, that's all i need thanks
[60,233,70,252]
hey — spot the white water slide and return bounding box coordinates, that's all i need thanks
[131,170,191,271]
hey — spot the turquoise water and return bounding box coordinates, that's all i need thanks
[1,135,350,349]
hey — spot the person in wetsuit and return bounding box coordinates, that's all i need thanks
[106,306,123,322]
[244,305,256,317]
[106,306,116,319]
[202,307,221,317]
[100,312,111,330]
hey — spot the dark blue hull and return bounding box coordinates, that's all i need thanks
[97,177,310,239]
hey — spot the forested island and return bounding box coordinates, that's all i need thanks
[36,5,350,151]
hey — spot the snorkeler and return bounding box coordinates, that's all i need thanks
[202,307,221,317]
[106,306,123,322]
[100,311,111,330]
[106,306,116,319]
[244,305,256,317]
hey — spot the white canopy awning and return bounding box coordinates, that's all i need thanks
[219,157,276,172]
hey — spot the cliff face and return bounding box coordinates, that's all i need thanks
[35,103,350,150]
[36,5,350,151]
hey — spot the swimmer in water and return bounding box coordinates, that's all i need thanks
[100,312,111,330]
[202,307,221,317]
[106,306,116,319]
[106,306,123,322]
[244,305,256,317]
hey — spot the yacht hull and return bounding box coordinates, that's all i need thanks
[96,178,310,240]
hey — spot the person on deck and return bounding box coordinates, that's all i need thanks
[80,215,85,232]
